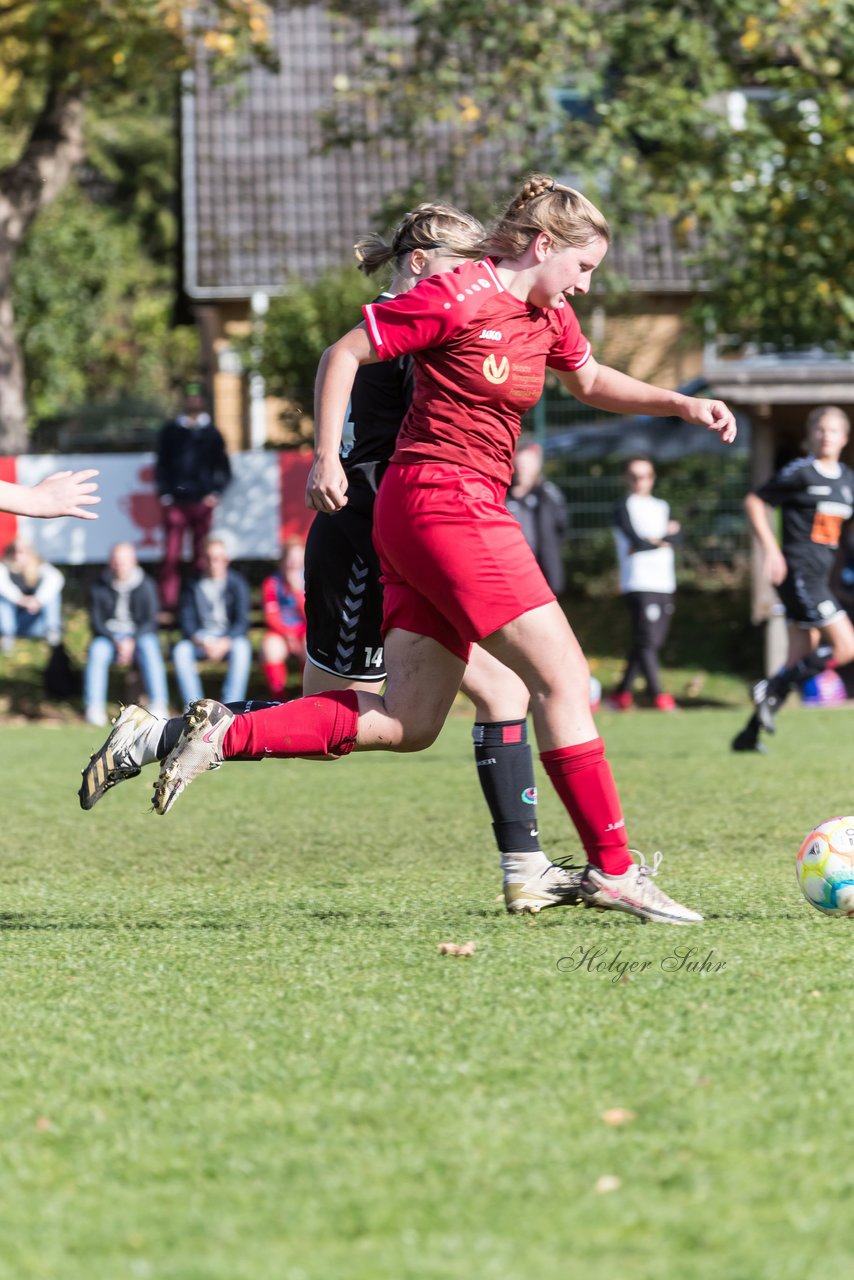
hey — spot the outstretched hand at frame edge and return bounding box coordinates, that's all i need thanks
[0,470,101,520]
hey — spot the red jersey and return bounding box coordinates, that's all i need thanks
[362,258,591,488]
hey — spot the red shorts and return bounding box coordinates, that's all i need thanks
[373,461,555,662]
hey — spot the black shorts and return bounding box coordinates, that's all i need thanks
[303,505,386,681]
[776,565,846,629]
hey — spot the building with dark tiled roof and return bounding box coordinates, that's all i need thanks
[181,2,709,448]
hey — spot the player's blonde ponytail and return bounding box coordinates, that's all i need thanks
[354,203,484,275]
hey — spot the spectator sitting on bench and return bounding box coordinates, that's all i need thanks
[172,536,251,709]
[84,542,169,727]
[261,539,307,698]
[0,536,64,654]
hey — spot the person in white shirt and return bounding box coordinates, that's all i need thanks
[610,456,680,711]
[0,537,64,652]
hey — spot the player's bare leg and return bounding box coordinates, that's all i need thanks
[302,662,384,698]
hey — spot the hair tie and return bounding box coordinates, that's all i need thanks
[546,179,557,192]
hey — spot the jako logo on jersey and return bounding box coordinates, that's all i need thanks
[522,787,537,805]
[479,329,503,341]
[483,354,510,384]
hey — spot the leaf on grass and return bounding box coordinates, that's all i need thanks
[35,1116,52,1132]
[601,1108,636,1127]
[594,1174,621,1194]
[438,941,477,957]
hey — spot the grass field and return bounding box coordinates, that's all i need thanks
[1,703,853,1280]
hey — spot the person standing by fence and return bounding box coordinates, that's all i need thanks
[609,456,680,712]
[505,439,568,595]
[156,382,231,617]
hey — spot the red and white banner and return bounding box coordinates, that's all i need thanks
[5,451,314,565]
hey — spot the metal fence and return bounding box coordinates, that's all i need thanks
[545,463,752,590]
[520,377,754,589]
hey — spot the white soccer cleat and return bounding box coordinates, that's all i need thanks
[580,851,703,925]
[152,699,234,815]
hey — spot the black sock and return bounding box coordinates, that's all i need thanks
[472,720,541,854]
[155,699,283,759]
[770,646,833,699]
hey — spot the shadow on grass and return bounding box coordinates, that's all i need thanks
[701,909,806,922]
[294,907,401,928]
[0,911,249,932]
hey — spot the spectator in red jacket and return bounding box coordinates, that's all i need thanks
[260,540,307,697]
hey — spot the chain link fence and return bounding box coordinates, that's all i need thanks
[525,380,752,592]
[546,463,751,592]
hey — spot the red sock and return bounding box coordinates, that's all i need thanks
[540,738,633,875]
[223,691,360,760]
[263,661,287,697]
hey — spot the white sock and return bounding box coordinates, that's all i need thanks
[501,849,552,885]
[133,711,168,767]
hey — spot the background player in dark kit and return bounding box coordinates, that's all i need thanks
[733,405,854,752]
[301,203,587,915]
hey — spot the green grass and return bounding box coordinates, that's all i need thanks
[1,703,853,1279]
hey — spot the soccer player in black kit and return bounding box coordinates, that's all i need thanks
[733,406,854,753]
[302,202,587,913]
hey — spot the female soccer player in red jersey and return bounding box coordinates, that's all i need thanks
[79,203,584,915]
[153,175,737,924]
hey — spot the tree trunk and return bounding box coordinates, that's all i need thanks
[0,86,85,454]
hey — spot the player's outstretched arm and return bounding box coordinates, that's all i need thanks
[0,470,100,519]
[557,359,737,444]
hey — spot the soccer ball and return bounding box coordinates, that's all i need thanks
[796,817,854,916]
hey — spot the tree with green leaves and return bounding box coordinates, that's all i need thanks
[0,0,275,451]
[324,0,853,354]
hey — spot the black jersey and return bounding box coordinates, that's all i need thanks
[342,292,413,512]
[754,455,854,571]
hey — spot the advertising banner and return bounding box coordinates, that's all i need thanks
[9,451,314,565]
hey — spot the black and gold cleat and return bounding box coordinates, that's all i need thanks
[78,704,160,810]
